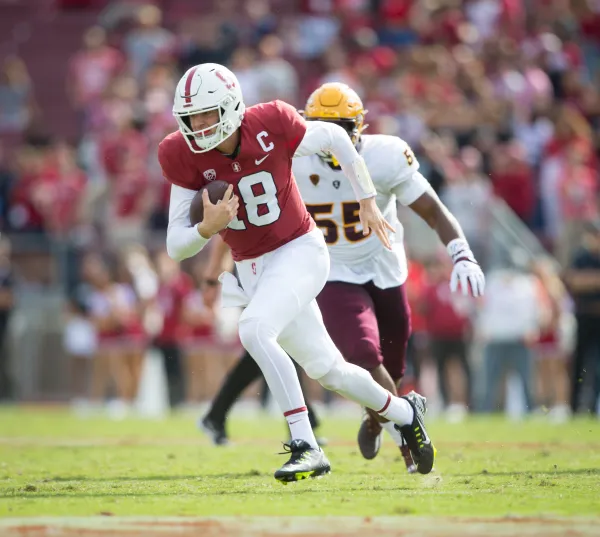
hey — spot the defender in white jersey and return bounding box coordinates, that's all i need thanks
[293,82,485,464]
[295,133,421,288]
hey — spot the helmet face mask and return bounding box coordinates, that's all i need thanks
[172,64,245,153]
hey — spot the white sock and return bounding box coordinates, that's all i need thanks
[377,393,414,426]
[381,421,405,447]
[285,408,318,449]
[318,361,414,426]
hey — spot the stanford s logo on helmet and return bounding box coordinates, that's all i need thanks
[173,63,245,153]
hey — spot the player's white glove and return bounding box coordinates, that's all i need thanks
[447,238,485,297]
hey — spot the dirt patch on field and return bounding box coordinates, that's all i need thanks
[0,516,598,537]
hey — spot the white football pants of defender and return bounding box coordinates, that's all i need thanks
[232,228,413,440]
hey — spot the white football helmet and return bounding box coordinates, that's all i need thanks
[172,63,245,153]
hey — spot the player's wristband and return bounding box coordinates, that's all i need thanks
[446,238,476,264]
[349,156,377,200]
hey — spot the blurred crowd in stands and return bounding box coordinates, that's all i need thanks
[0,0,599,420]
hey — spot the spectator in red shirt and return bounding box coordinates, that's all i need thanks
[491,141,536,225]
[182,260,217,405]
[404,257,429,391]
[556,140,599,267]
[153,249,194,408]
[32,143,87,237]
[423,254,473,421]
[67,26,124,128]
[101,117,152,247]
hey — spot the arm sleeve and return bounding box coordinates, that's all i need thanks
[166,184,210,262]
[294,121,376,199]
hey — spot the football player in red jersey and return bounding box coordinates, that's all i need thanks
[159,63,435,482]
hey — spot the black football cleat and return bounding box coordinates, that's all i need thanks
[274,439,331,484]
[199,415,229,446]
[394,391,436,474]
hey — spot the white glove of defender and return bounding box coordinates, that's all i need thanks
[447,238,485,297]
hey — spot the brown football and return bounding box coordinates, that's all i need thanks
[189,180,231,225]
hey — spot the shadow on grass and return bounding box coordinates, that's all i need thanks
[450,468,600,478]
[1,484,411,499]
[33,471,268,482]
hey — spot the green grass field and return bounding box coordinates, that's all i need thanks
[0,407,599,535]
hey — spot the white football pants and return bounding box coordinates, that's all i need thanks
[225,228,393,419]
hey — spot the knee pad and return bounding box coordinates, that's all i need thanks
[238,316,277,353]
[316,359,348,392]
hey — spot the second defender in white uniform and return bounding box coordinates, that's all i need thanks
[294,83,485,463]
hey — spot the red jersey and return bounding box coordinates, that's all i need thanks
[423,281,471,339]
[156,272,194,345]
[158,100,315,261]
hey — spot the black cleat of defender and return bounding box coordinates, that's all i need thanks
[274,439,331,484]
[199,415,229,446]
[394,390,436,474]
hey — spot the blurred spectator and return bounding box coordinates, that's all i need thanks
[178,16,237,74]
[255,34,299,105]
[440,146,492,265]
[123,4,175,80]
[67,26,125,128]
[0,143,15,231]
[404,256,429,390]
[531,258,572,422]
[9,145,51,234]
[565,220,600,415]
[490,142,536,226]
[63,295,97,405]
[0,237,14,401]
[556,140,598,267]
[33,142,88,238]
[478,251,543,414]
[513,102,555,167]
[100,114,152,247]
[182,260,217,404]
[229,48,261,107]
[80,253,115,410]
[539,104,595,248]
[423,254,473,422]
[153,250,194,409]
[0,56,35,135]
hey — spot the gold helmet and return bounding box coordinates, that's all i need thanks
[303,82,367,164]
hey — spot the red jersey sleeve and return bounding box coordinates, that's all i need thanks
[158,132,202,190]
[273,100,307,158]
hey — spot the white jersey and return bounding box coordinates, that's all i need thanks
[293,134,429,288]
